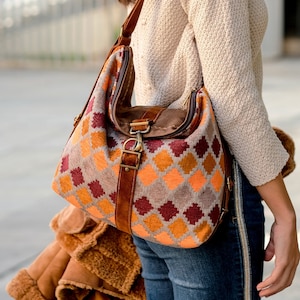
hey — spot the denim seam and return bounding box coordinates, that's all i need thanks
[233,160,252,300]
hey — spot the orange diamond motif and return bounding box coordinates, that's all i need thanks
[144,214,163,232]
[86,206,103,219]
[52,181,59,193]
[210,169,224,192]
[80,138,91,158]
[76,187,93,205]
[179,236,198,248]
[112,164,120,177]
[71,123,82,145]
[168,218,188,239]
[179,153,197,174]
[188,170,206,192]
[154,231,174,246]
[132,224,150,238]
[153,150,173,172]
[81,117,90,136]
[91,131,106,149]
[202,153,216,174]
[108,216,116,225]
[163,168,184,190]
[138,164,159,186]
[219,152,225,172]
[93,151,108,171]
[109,148,121,162]
[97,198,114,215]
[194,221,212,242]
[66,195,81,208]
[131,211,138,223]
[60,175,73,193]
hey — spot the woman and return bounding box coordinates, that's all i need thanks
[118,0,299,299]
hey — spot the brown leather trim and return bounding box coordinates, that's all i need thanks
[220,140,233,219]
[115,150,141,233]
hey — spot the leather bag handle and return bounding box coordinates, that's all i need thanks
[72,0,144,132]
[121,0,144,40]
[110,0,144,51]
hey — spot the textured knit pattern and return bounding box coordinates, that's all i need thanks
[129,0,289,186]
[52,46,228,248]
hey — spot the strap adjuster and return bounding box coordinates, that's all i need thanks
[120,150,141,171]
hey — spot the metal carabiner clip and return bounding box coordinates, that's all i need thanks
[122,132,143,153]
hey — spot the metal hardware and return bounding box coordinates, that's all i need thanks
[123,132,144,152]
[227,176,233,192]
[120,150,141,170]
[73,113,82,127]
[220,207,229,221]
[119,27,131,39]
[129,121,151,135]
[120,133,144,170]
[130,121,149,127]
[120,120,151,171]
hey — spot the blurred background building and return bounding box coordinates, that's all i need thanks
[0,0,299,68]
[0,0,125,68]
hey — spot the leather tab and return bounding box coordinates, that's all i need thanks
[140,107,165,123]
[130,119,150,133]
[128,107,165,134]
[115,149,142,233]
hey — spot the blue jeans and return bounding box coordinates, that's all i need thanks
[133,161,265,300]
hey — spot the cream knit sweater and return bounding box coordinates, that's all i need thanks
[129,0,288,186]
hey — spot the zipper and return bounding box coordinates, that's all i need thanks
[163,90,197,138]
[110,46,133,124]
[233,160,252,300]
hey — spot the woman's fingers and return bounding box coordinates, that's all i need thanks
[257,260,298,297]
[256,222,300,297]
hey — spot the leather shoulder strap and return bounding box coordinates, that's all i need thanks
[114,0,144,47]
[122,0,144,38]
[70,0,144,135]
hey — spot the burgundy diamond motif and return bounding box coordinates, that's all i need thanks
[85,96,95,115]
[92,112,105,128]
[144,140,164,153]
[194,136,209,158]
[71,167,85,186]
[184,203,204,225]
[60,155,69,172]
[158,201,179,221]
[109,191,117,204]
[212,136,221,157]
[134,197,153,216]
[88,180,105,198]
[107,136,118,148]
[168,140,189,157]
[209,204,220,225]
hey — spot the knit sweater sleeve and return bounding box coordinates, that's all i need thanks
[184,0,289,186]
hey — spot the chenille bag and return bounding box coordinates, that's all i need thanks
[52,0,232,248]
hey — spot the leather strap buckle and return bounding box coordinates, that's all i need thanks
[120,133,143,171]
[120,150,141,170]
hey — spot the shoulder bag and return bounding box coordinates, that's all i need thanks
[52,0,233,248]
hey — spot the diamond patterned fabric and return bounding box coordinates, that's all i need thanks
[52,46,226,248]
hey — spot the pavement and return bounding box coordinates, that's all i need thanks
[0,58,300,299]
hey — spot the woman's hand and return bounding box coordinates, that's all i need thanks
[256,174,299,297]
[256,219,299,297]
